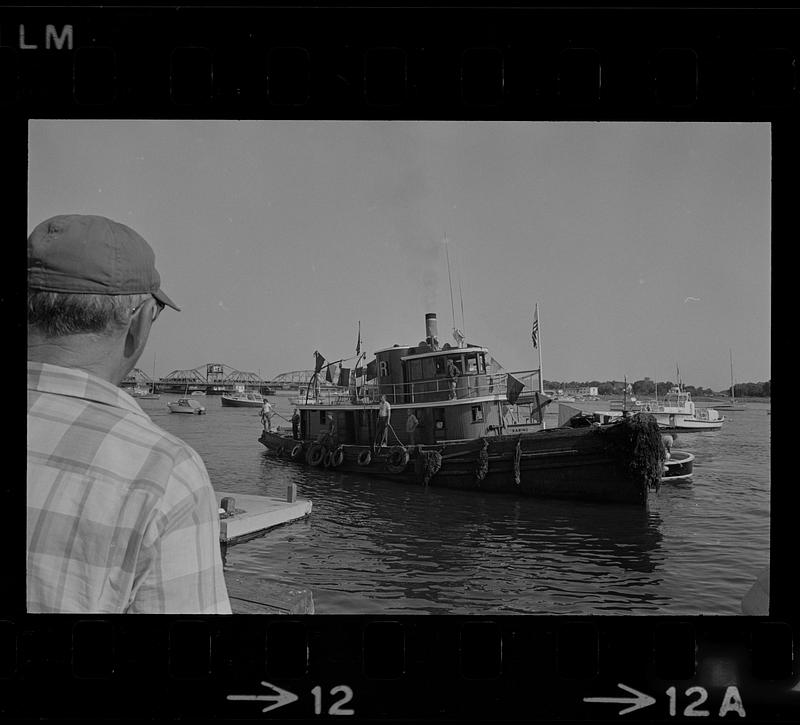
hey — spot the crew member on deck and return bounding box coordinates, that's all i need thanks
[291,408,300,439]
[406,409,419,445]
[376,394,391,448]
[447,358,459,399]
[327,414,338,447]
[260,398,274,432]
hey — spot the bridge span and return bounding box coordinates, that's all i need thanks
[121,362,319,394]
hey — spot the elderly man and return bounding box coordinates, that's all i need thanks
[27,214,231,614]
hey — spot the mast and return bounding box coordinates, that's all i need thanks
[730,348,736,403]
[444,234,457,344]
[534,303,543,394]
[532,303,544,428]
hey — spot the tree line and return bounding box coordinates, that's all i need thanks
[543,377,771,398]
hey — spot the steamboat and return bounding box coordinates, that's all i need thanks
[259,313,666,506]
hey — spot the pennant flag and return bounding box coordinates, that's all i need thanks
[366,359,378,380]
[356,322,361,356]
[506,373,525,405]
[326,361,341,385]
[338,367,351,387]
[314,350,326,373]
[531,305,539,349]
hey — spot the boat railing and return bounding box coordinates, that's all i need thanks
[293,369,543,406]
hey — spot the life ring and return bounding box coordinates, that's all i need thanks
[331,447,345,467]
[323,450,333,467]
[306,443,325,466]
[290,443,303,460]
[386,445,410,474]
[357,449,372,466]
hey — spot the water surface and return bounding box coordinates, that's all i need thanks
[148,394,770,614]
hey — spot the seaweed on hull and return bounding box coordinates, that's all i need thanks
[607,413,666,494]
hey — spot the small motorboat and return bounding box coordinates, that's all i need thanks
[639,386,724,431]
[662,449,694,481]
[221,391,265,408]
[130,386,160,400]
[190,390,207,396]
[167,397,206,414]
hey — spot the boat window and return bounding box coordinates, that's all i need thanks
[319,411,326,424]
[471,405,484,422]
[434,357,445,375]
[465,355,478,375]
[409,359,423,381]
[422,358,436,378]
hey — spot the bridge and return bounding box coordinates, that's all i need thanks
[121,362,321,394]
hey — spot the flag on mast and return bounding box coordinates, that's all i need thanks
[356,321,361,356]
[531,304,540,349]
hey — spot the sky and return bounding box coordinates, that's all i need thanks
[28,121,770,391]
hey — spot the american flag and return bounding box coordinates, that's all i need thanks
[531,306,539,349]
[356,321,361,356]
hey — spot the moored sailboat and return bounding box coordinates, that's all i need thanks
[711,349,747,411]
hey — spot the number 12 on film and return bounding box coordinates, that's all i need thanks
[311,685,355,716]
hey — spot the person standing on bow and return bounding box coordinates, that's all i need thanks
[260,398,274,432]
[376,394,391,448]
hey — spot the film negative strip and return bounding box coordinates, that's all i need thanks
[3,3,796,722]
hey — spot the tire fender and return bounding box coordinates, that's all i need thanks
[386,445,410,474]
[306,443,325,466]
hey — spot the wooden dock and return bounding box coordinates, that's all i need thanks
[215,491,312,545]
[217,490,315,613]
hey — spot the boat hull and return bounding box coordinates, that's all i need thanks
[167,398,206,414]
[655,416,724,431]
[662,450,694,481]
[259,415,666,506]
[221,395,263,408]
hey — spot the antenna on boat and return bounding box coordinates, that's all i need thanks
[444,233,458,345]
[455,242,466,342]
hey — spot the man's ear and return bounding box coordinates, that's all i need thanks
[124,302,152,360]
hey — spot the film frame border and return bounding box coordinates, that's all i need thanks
[2,4,795,722]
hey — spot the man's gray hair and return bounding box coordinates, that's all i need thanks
[27,290,149,338]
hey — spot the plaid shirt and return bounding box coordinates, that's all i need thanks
[27,362,231,614]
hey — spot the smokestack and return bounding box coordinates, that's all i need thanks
[425,313,439,349]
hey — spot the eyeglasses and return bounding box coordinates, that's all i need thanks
[131,296,166,323]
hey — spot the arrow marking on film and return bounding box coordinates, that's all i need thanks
[583,682,656,716]
[227,680,299,713]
